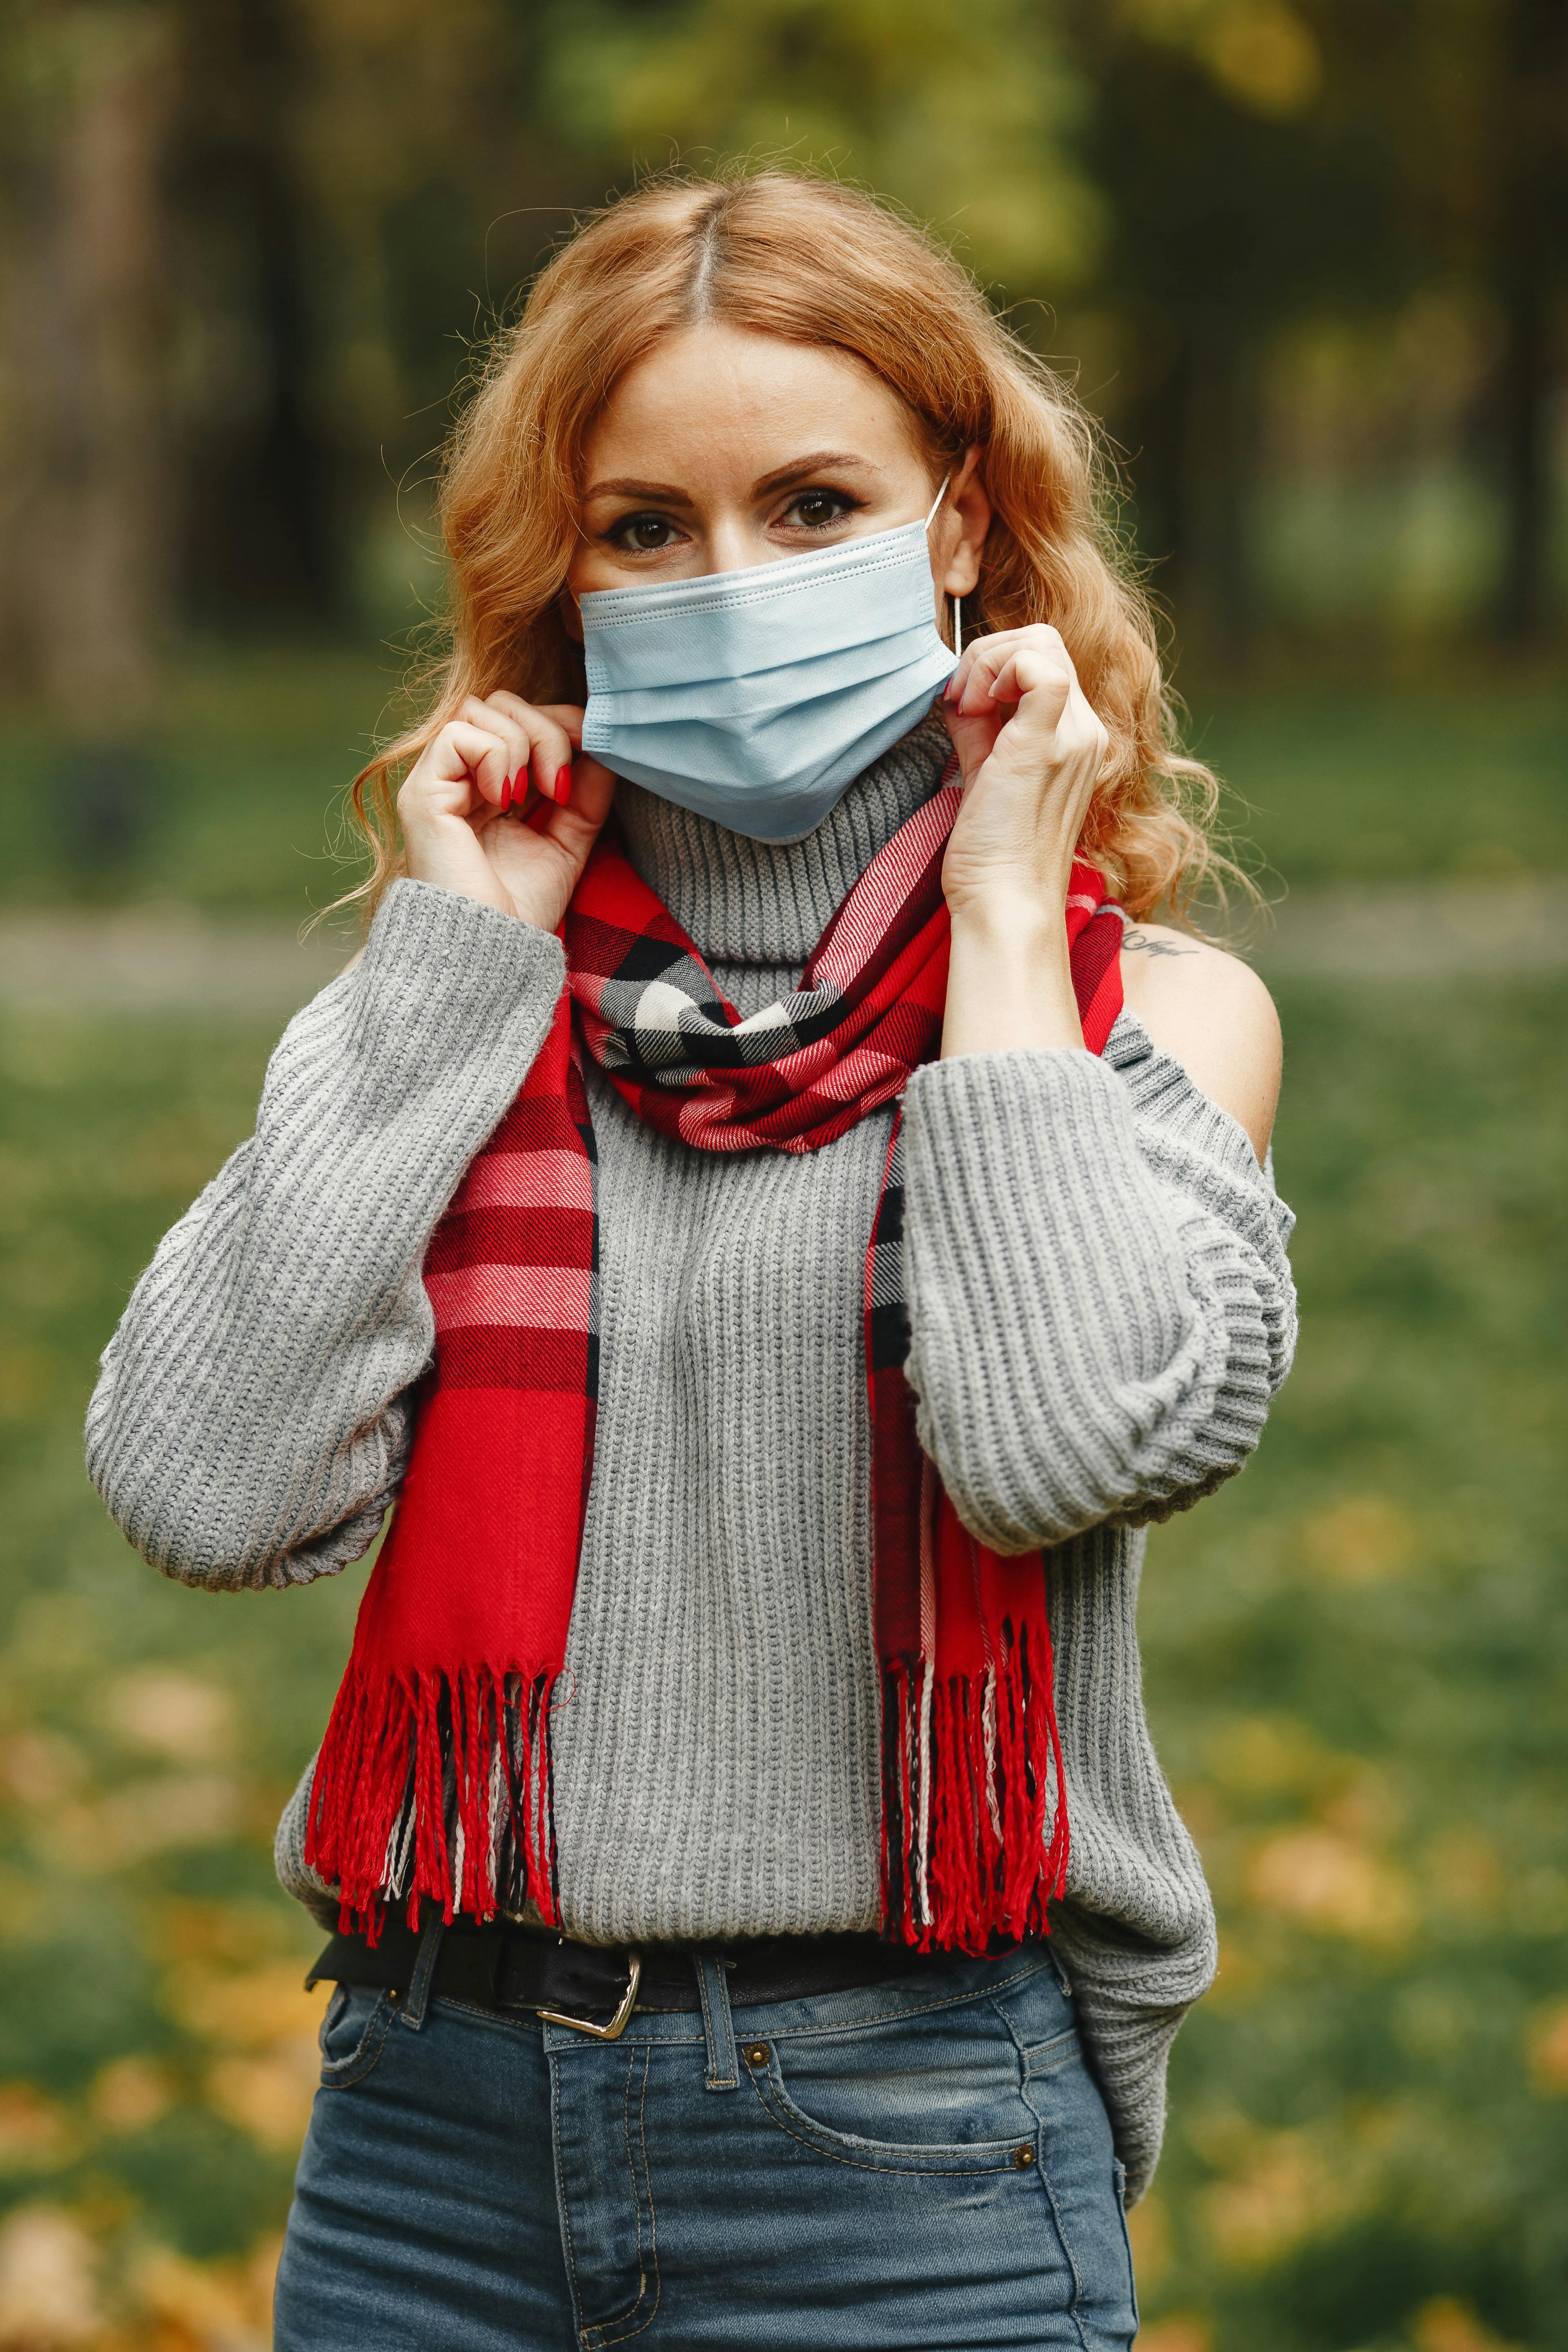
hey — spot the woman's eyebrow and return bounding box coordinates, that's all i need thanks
[753,451,879,494]
[583,452,881,506]
[584,477,694,504]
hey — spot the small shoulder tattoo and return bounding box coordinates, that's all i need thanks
[1121,928,1197,958]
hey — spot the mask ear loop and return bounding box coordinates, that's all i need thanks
[924,476,962,657]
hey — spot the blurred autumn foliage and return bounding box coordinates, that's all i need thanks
[0,3,1564,2349]
[5,853,1564,2349]
[0,0,1563,719]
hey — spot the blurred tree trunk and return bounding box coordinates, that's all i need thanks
[174,0,335,626]
[1169,314,1259,670]
[2,7,174,718]
[1492,0,1567,643]
[1128,314,1260,673]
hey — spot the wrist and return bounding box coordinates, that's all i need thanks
[945,882,1066,952]
[402,824,515,920]
[940,889,1082,1060]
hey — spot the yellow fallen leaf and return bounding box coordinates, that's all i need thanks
[1412,2295,1520,2352]
[108,1672,235,1766]
[1527,2000,1568,2094]
[1134,2321,1212,2352]
[1301,1495,1417,1584]
[176,1964,326,2051]
[206,2047,319,2154]
[0,2206,102,2346]
[90,2058,175,2136]
[0,2087,74,2173]
[1247,1827,1414,1946]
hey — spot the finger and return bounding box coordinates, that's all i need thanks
[942,639,997,708]
[942,626,1065,706]
[1064,688,1112,776]
[941,701,1003,788]
[949,638,1029,713]
[942,648,974,707]
[534,704,590,800]
[989,652,1073,712]
[487,694,587,745]
[483,693,580,804]
[958,646,1071,724]
[461,693,571,809]
[425,722,513,809]
[528,752,617,846]
[460,697,530,806]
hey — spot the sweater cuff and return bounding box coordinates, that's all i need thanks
[350,879,566,1069]
[370,876,564,1001]
[902,1045,1135,1177]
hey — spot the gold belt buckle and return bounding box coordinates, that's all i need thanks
[537,1951,641,2041]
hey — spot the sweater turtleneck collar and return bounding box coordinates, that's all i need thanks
[612,715,953,975]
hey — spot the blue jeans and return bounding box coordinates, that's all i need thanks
[274,1940,1138,2350]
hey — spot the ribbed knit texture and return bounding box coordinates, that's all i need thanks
[85,886,565,1589]
[88,720,1296,2200]
[615,713,953,989]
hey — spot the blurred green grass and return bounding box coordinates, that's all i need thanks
[0,652,399,920]
[1,648,1564,917]
[1142,973,1568,2350]
[1192,688,1568,888]
[0,1013,368,2283]
[0,655,1565,2347]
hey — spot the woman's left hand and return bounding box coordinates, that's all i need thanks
[939,624,1109,926]
[935,625,1111,1058]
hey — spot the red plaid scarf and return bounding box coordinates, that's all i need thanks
[306,775,1126,1953]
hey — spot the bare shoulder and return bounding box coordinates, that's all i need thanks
[1117,922,1281,1163]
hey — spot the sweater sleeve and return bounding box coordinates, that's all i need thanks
[85,878,566,1591]
[898,1016,1296,1552]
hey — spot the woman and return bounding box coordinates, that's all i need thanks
[89,169,1293,2350]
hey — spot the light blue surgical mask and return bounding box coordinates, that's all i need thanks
[579,482,960,842]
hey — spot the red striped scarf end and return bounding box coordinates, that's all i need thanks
[879,1630,1069,1955]
[304,1657,562,1941]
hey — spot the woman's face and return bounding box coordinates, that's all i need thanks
[564,324,988,630]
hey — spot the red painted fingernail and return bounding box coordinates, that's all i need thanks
[555,764,573,805]
[503,775,514,811]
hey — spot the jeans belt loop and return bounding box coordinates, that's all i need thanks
[693,1951,739,2091]
[400,1911,446,2033]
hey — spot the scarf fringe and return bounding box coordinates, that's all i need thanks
[304,1658,560,1941]
[307,1635,1066,1955]
[880,1622,1069,1954]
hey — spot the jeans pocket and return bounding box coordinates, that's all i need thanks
[318,1983,396,2089]
[746,1984,1042,2172]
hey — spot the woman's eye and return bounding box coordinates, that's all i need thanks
[783,491,854,530]
[614,513,678,552]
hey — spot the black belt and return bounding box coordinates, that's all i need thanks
[308,1915,968,2038]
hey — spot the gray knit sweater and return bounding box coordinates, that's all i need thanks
[86,719,1296,2198]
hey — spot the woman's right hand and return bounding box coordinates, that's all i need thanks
[397,692,617,933]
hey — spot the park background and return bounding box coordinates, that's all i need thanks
[0,0,1565,2345]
